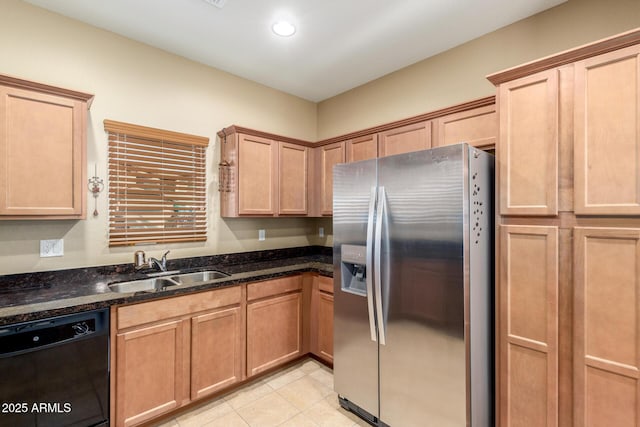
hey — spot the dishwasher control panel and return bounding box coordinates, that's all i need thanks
[0,311,103,356]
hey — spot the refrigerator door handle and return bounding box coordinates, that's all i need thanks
[374,186,387,345]
[366,186,377,342]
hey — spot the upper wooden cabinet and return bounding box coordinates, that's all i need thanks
[574,45,640,215]
[378,121,431,157]
[498,69,559,216]
[0,75,93,219]
[238,134,278,215]
[317,141,345,216]
[278,142,309,215]
[346,134,378,162]
[219,98,495,217]
[434,104,497,149]
[219,131,308,217]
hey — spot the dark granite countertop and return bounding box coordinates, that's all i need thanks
[0,246,333,326]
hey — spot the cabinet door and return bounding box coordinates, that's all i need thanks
[346,134,378,162]
[0,86,85,217]
[499,69,558,216]
[317,291,334,363]
[434,104,496,149]
[574,45,640,215]
[378,121,431,157]
[278,142,308,215]
[310,275,333,363]
[574,227,640,426]
[247,292,302,376]
[499,225,558,427]
[115,320,184,427]
[238,134,277,215]
[319,142,345,216]
[191,306,243,400]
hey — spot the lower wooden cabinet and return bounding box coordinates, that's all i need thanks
[246,276,303,376]
[311,275,334,363]
[112,286,243,427]
[499,225,558,427]
[574,227,640,426]
[115,320,184,427]
[191,306,243,400]
[112,273,332,426]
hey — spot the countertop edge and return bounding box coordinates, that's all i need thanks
[0,262,332,326]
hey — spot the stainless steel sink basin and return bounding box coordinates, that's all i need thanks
[108,270,229,293]
[108,277,181,293]
[171,270,230,285]
[146,270,181,278]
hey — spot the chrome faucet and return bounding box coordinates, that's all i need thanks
[148,251,170,272]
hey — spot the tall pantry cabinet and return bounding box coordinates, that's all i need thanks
[489,29,640,427]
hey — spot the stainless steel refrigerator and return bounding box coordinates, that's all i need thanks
[333,143,493,427]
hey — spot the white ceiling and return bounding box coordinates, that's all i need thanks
[23,0,566,102]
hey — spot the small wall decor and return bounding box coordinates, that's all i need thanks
[218,129,232,193]
[88,164,104,217]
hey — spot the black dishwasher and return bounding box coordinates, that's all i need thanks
[0,309,109,427]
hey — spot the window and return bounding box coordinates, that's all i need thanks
[104,120,209,247]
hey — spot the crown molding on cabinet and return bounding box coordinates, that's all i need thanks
[487,27,640,85]
[316,95,495,146]
[0,73,94,108]
[217,125,315,147]
[218,95,496,147]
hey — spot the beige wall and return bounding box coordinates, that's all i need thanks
[317,0,640,139]
[0,0,319,274]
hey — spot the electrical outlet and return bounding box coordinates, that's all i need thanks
[319,227,324,237]
[258,229,266,241]
[40,239,64,257]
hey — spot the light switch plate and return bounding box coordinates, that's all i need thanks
[40,239,64,257]
[258,229,266,241]
[319,227,325,237]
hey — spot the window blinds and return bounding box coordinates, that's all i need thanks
[104,120,209,247]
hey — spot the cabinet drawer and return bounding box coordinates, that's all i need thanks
[247,275,302,301]
[117,286,242,330]
[317,275,333,294]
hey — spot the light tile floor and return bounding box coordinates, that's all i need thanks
[153,358,370,427]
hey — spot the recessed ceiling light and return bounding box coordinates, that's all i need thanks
[272,21,296,37]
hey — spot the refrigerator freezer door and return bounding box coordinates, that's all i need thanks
[377,146,467,426]
[333,159,379,418]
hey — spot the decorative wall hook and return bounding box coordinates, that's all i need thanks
[88,164,104,217]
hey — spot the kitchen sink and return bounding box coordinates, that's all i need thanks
[108,270,230,293]
[171,270,230,285]
[108,277,181,293]
[146,270,181,277]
